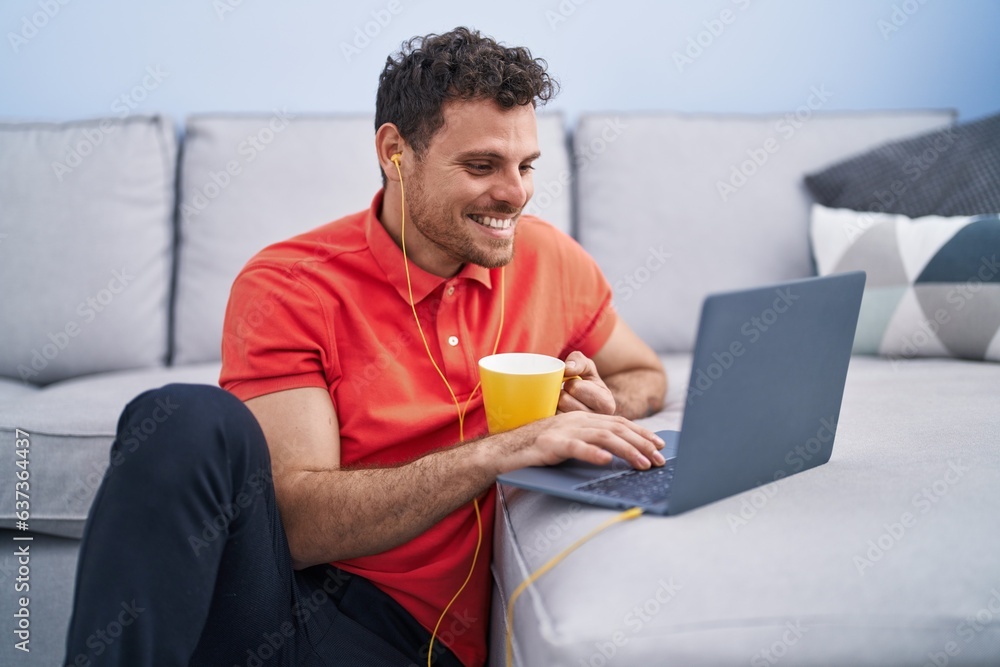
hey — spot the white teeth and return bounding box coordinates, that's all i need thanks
[470,214,513,230]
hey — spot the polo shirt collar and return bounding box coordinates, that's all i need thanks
[365,190,493,303]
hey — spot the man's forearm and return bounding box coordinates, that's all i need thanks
[273,379,668,569]
[605,368,667,420]
[277,437,498,568]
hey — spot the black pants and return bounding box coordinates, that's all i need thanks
[64,384,465,667]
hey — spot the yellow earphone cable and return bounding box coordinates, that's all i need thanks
[505,506,644,667]
[393,154,504,442]
[390,155,502,667]
[391,153,639,667]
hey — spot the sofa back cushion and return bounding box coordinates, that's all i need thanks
[0,116,175,384]
[575,111,955,353]
[172,112,571,365]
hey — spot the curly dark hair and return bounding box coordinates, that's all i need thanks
[375,27,558,157]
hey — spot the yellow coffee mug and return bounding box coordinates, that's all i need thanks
[479,353,568,433]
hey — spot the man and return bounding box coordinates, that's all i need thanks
[65,27,666,667]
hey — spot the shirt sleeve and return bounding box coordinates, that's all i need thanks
[553,228,618,359]
[219,263,338,401]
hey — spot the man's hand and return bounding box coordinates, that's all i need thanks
[498,346,665,473]
[584,318,668,420]
[558,351,616,415]
[488,410,666,475]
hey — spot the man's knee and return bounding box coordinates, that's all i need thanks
[112,383,262,470]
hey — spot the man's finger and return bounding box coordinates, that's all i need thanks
[564,351,598,380]
[562,380,615,415]
[558,390,593,414]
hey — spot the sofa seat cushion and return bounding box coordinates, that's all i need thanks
[0,378,38,409]
[0,116,176,384]
[493,354,1000,665]
[0,363,222,538]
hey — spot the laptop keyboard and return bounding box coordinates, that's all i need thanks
[574,459,676,506]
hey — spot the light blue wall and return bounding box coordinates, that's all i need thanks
[1,0,999,123]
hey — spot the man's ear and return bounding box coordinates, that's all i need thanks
[375,123,407,183]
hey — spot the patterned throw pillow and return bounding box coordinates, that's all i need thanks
[810,205,1000,362]
[804,112,1000,218]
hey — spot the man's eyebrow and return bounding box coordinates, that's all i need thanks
[455,150,542,162]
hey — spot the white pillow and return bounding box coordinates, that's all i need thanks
[810,204,1000,362]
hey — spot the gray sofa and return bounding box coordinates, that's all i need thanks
[1,109,998,666]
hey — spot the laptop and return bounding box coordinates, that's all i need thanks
[497,271,866,515]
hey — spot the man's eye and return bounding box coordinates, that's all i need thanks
[520,164,536,173]
[468,164,491,173]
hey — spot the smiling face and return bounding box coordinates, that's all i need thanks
[393,98,540,277]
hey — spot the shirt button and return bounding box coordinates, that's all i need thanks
[446,285,455,296]
[447,335,459,347]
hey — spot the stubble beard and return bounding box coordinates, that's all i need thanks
[406,175,517,270]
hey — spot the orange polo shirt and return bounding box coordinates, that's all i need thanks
[220,190,616,666]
